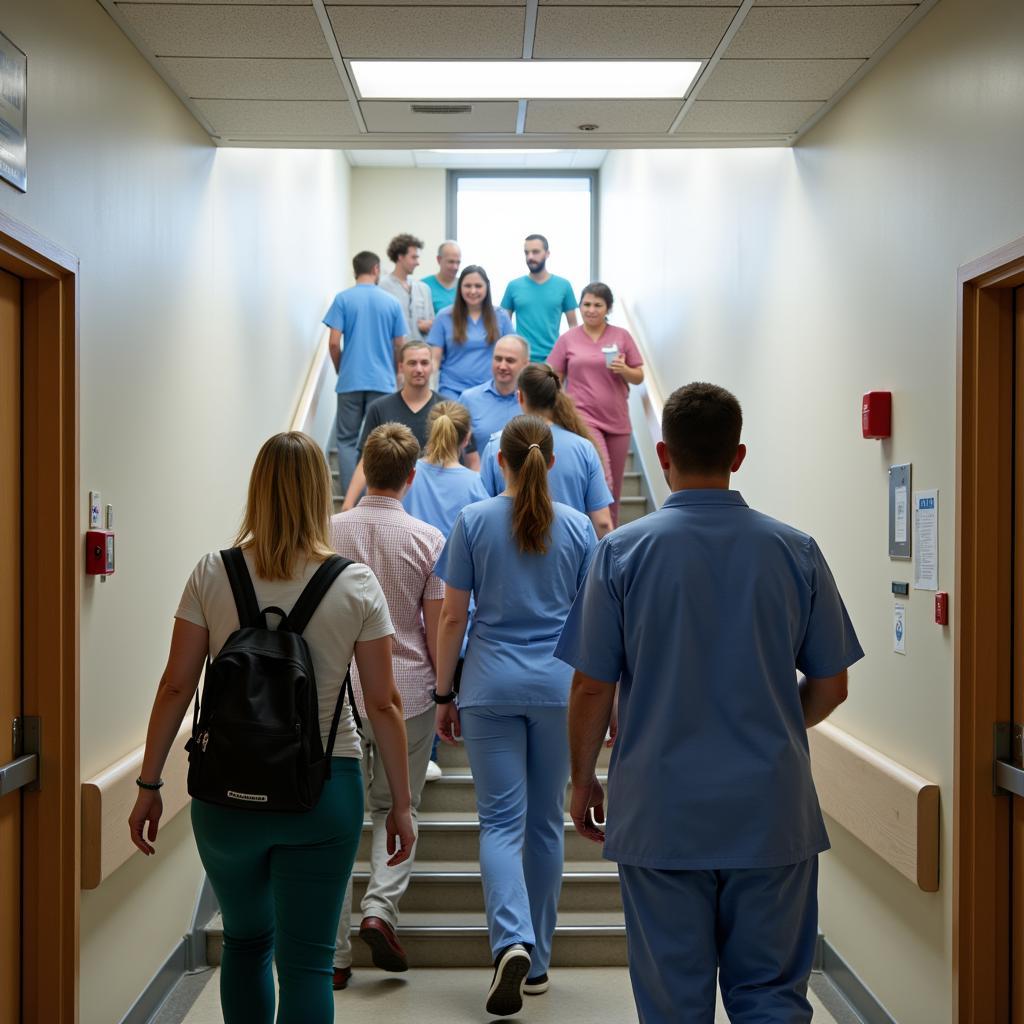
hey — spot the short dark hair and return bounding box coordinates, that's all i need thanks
[399,340,432,362]
[387,233,424,263]
[353,250,379,277]
[362,423,420,491]
[580,282,613,311]
[525,233,549,251]
[661,383,743,475]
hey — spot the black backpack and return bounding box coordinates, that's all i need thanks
[185,548,361,812]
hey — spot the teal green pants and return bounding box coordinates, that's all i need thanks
[191,758,364,1024]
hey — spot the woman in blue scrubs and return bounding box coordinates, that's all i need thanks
[432,415,597,1018]
[427,265,514,400]
[479,363,614,538]
[403,401,488,535]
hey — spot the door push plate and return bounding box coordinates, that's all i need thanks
[994,722,1024,798]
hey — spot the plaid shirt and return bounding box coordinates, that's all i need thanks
[330,496,445,719]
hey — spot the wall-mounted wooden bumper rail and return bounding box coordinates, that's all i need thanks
[809,722,940,892]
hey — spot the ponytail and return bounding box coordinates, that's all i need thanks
[425,401,472,466]
[500,415,554,555]
[518,362,600,449]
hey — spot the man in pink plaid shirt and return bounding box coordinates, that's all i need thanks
[329,422,445,988]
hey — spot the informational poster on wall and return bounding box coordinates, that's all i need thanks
[0,32,27,193]
[913,489,939,591]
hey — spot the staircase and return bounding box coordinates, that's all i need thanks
[206,444,654,968]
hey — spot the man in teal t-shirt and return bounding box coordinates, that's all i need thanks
[500,234,578,361]
[421,240,462,314]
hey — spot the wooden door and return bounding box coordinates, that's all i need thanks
[0,268,22,1021]
[1014,285,1024,1023]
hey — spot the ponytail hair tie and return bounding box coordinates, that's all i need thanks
[528,443,541,451]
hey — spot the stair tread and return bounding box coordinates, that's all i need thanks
[351,859,618,878]
[432,771,608,785]
[362,813,593,829]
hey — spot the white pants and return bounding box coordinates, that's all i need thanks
[334,706,435,967]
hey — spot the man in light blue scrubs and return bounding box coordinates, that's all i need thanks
[458,334,529,452]
[500,234,578,361]
[421,240,461,314]
[556,382,863,1024]
[323,250,407,494]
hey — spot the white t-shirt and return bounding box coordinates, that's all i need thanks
[175,548,394,760]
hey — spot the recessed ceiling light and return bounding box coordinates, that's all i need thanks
[351,61,701,101]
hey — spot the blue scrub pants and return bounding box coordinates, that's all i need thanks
[191,758,364,1024]
[618,857,818,1024]
[460,705,569,978]
[335,389,388,494]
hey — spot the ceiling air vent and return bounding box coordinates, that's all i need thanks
[410,103,473,115]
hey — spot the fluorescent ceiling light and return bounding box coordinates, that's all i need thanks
[428,149,559,155]
[351,61,701,101]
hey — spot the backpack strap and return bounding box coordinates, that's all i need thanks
[288,555,352,635]
[221,548,263,629]
[325,668,362,757]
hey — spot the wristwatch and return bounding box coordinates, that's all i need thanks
[431,688,456,704]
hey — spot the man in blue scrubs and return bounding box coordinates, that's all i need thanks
[422,240,461,314]
[323,251,407,494]
[556,382,863,1024]
[500,234,578,361]
[458,334,529,452]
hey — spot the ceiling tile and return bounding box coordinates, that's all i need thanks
[699,58,863,101]
[755,0,914,5]
[327,6,525,58]
[361,100,518,132]
[541,0,736,4]
[342,0,522,4]
[194,98,360,135]
[116,5,330,57]
[679,100,821,134]
[525,100,680,133]
[161,57,345,99]
[125,0,310,5]
[725,6,916,59]
[534,7,736,58]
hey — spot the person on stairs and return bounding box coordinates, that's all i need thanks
[128,431,414,1024]
[330,423,447,990]
[433,414,598,1017]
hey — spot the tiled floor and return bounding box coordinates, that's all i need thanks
[172,967,843,1023]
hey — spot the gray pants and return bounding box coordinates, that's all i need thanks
[334,706,435,967]
[335,390,388,495]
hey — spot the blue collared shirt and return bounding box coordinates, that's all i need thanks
[427,306,515,399]
[555,489,864,870]
[479,423,612,514]
[436,496,597,707]
[458,379,522,453]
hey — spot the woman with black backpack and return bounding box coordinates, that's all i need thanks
[128,431,415,1024]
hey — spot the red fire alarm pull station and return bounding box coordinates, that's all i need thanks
[935,592,949,626]
[86,530,115,579]
[862,391,892,439]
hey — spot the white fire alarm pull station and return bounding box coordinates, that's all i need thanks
[89,491,102,529]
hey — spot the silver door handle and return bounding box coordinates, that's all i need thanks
[0,753,38,797]
[994,758,1024,799]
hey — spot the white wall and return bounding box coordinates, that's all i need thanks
[0,2,350,1021]
[599,0,1024,1019]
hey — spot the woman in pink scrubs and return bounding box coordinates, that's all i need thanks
[546,283,644,526]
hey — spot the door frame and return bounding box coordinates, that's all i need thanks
[955,234,1024,1022]
[0,211,79,1023]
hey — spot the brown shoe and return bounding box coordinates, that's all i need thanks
[332,966,352,990]
[358,916,409,972]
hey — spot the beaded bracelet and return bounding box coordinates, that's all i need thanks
[136,777,164,791]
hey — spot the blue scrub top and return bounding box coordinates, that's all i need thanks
[402,459,489,539]
[422,274,457,315]
[458,379,522,453]
[437,496,596,707]
[555,489,864,871]
[500,275,577,361]
[427,306,514,399]
[480,423,612,514]
[322,284,407,394]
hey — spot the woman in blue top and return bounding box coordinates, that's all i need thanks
[403,401,489,535]
[433,415,597,1018]
[480,363,614,539]
[427,265,514,400]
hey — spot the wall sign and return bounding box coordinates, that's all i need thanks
[0,31,27,193]
[888,463,911,560]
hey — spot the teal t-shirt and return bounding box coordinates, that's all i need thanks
[500,275,577,360]
[422,274,457,315]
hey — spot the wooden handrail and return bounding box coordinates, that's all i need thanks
[81,325,334,888]
[809,721,940,892]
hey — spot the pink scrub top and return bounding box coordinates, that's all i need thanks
[546,324,643,435]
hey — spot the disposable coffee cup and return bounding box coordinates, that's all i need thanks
[602,345,619,366]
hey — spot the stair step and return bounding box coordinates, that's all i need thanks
[205,911,627,968]
[617,495,648,524]
[620,472,642,498]
[436,739,613,771]
[420,771,608,814]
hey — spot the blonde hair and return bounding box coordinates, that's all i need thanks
[500,415,554,555]
[234,432,334,581]
[362,422,420,491]
[425,401,472,466]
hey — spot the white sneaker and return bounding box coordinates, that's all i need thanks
[424,759,442,782]
[485,944,531,1017]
